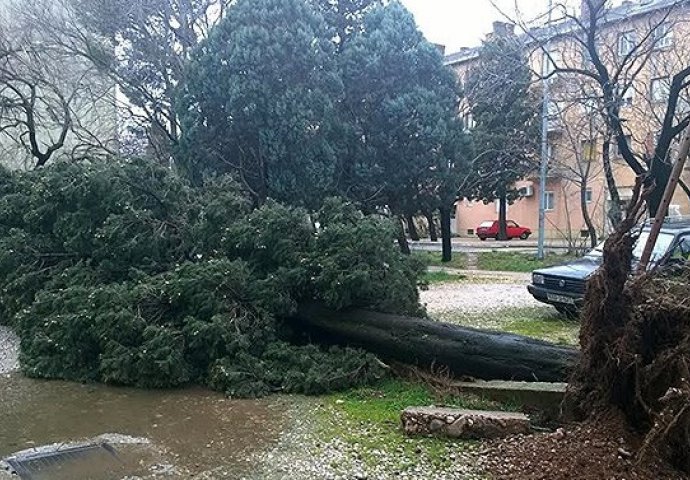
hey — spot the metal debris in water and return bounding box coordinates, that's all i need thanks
[3,442,122,480]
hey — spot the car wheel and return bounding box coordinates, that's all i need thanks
[555,305,579,319]
[520,232,530,240]
[479,236,486,241]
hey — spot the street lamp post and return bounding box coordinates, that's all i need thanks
[537,0,554,261]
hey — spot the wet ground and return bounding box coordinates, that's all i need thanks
[0,373,291,478]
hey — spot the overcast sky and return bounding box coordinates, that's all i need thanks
[399,0,597,54]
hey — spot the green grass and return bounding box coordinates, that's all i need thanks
[317,379,512,472]
[414,251,467,270]
[437,306,580,346]
[476,251,579,273]
[421,270,467,284]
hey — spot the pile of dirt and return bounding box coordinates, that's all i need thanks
[481,413,689,480]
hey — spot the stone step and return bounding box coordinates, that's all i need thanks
[401,407,530,439]
[452,380,567,417]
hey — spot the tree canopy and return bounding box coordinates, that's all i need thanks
[465,33,540,239]
[338,2,461,214]
[178,0,343,208]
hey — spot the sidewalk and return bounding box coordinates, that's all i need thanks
[427,266,531,283]
[410,237,575,253]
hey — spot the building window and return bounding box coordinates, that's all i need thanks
[546,143,557,163]
[612,135,632,158]
[462,111,476,131]
[585,188,593,203]
[544,191,555,211]
[651,77,670,103]
[617,86,634,108]
[581,139,596,162]
[653,23,673,50]
[547,101,561,131]
[581,96,599,115]
[544,46,562,78]
[618,31,636,57]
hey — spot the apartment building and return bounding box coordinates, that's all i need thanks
[445,0,690,243]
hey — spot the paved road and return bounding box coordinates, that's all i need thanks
[410,238,579,253]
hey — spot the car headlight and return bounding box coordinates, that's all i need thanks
[533,274,545,285]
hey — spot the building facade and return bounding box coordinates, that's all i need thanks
[445,0,690,244]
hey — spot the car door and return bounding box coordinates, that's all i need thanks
[506,221,520,238]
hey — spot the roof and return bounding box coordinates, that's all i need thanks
[444,0,690,67]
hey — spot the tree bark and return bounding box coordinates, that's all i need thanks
[647,159,672,217]
[289,303,578,383]
[497,190,508,241]
[397,216,411,255]
[580,180,598,249]
[602,132,622,228]
[406,214,420,241]
[440,205,453,262]
[424,210,438,242]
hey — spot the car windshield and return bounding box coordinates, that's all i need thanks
[585,232,675,261]
[632,231,675,261]
[586,241,605,257]
[479,221,494,228]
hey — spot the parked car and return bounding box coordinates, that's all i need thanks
[528,218,690,315]
[476,220,532,241]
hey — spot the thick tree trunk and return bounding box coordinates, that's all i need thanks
[440,205,453,262]
[647,159,672,217]
[497,190,508,241]
[602,132,622,228]
[290,303,578,382]
[397,216,411,255]
[424,210,438,242]
[580,180,598,249]
[406,214,420,241]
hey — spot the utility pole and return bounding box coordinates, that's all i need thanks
[637,126,690,273]
[537,0,553,261]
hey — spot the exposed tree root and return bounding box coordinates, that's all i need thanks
[565,177,690,473]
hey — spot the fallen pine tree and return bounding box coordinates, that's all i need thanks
[287,303,579,383]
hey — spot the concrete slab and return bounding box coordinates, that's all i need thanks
[453,380,567,415]
[402,407,530,439]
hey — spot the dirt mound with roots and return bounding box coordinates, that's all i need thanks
[484,181,690,478]
[482,412,687,480]
[565,183,690,474]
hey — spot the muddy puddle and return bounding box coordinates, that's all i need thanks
[0,373,291,478]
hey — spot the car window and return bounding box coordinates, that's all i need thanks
[479,221,494,228]
[669,235,690,261]
[632,231,675,261]
[508,221,518,227]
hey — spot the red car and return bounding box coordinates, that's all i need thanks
[476,220,532,241]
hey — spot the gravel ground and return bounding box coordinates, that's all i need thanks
[421,276,542,317]
[245,399,487,480]
[0,325,19,374]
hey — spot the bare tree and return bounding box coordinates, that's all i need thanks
[0,2,117,169]
[525,0,690,217]
[21,0,231,164]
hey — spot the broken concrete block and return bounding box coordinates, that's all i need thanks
[401,407,530,439]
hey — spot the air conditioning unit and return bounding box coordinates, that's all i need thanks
[518,186,534,197]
